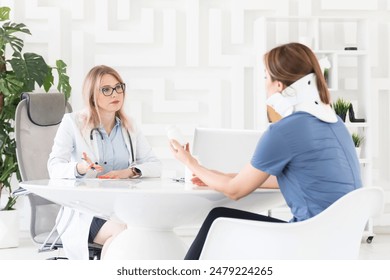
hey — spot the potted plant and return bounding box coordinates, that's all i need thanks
[332,97,350,122]
[351,132,364,157]
[0,6,71,247]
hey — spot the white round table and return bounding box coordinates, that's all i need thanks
[20,178,285,260]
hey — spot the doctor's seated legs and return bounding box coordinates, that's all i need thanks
[90,218,127,259]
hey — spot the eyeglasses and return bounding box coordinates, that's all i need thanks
[99,83,126,96]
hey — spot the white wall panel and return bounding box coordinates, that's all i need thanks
[321,0,378,10]
[186,0,199,66]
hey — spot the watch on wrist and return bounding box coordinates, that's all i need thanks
[131,167,142,178]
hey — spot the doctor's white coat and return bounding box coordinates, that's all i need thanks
[47,111,161,259]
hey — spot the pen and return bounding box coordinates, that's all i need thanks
[171,177,185,183]
[81,157,96,171]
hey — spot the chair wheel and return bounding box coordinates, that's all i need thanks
[366,236,374,243]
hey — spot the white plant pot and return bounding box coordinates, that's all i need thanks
[355,147,361,158]
[0,209,19,249]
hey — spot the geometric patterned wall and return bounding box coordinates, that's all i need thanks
[4,0,390,188]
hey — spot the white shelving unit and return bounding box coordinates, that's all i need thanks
[254,16,374,241]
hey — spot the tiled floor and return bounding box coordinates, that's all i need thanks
[1,227,390,260]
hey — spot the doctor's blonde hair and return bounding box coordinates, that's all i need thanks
[264,42,330,105]
[82,65,132,131]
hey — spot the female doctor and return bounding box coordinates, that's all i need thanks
[48,65,161,260]
[170,42,362,259]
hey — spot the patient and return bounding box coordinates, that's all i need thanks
[48,65,161,259]
[170,42,362,259]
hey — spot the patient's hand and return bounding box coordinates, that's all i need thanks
[191,176,208,186]
[169,140,193,165]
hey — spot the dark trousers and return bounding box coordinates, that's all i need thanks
[184,207,286,260]
[88,217,107,243]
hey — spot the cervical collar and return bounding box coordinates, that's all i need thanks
[266,73,337,123]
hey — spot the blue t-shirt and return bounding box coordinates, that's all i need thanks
[251,112,362,222]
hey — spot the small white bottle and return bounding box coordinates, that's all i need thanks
[166,125,186,146]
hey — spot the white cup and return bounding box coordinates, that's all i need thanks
[166,125,186,146]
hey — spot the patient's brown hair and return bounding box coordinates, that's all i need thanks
[264,42,330,104]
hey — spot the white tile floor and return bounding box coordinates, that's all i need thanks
[1,227,390,260]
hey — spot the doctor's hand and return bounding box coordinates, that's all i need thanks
[98,169,136,179]
[77,152,104,175]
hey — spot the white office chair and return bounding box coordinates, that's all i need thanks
[199,187,384,260]
[14,92,102,259]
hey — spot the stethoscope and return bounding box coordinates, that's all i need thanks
[90,127,135,166]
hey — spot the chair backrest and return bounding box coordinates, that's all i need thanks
[15,92,72,240]
[200,187,385,260]
[15,93,71,181]
[192,127,263,173]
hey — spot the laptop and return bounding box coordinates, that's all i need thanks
[192,127,264,173]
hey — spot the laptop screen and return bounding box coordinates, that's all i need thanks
[192,127,263,173]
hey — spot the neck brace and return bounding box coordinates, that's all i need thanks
[266,73,337,123]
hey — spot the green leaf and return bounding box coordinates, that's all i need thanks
[24,53,49,87]
[43,69,54,92]
[4,196,17,210]
[351,133,364,147]
[8,35,24,54]
[332,98,350,114]
[55,59,72,99]
[0,7,10,22]
[0,72,24,96]
[3,22,31,35]
[8,52,49,91]
[0,22,30,54]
